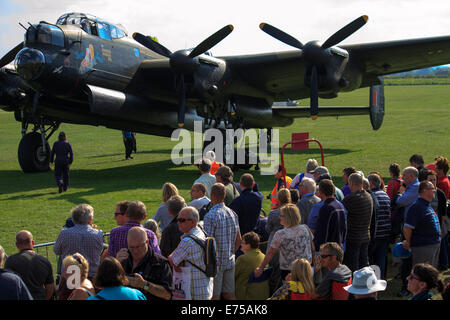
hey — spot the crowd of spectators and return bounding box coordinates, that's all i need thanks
[0,154,449,301]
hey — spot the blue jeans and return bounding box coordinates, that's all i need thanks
[344,241,369,272]
[369,239,389,279]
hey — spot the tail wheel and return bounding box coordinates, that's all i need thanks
[18,132,50,173]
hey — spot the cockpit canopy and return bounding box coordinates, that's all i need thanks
[56,12,128,40]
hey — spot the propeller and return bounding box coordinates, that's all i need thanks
[133,25,233,127]
[260,16,368,119]
[0,42,24,68]
[132,33,172,58]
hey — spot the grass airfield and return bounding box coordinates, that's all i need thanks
[0,85,449,299]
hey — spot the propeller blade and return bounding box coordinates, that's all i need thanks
[259,23,304,50]
[188,24,234,58]
[177,75,186,127]
[321,15,368,49]
[132,32,172,57]
[310,65,319,119]
[0,42,24,68]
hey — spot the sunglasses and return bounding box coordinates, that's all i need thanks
[319,253,334,259]
[177,218,192,223]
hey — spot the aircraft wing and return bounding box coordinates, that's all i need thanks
[221,51,308,101]
[220,35,450,100]
[343,35,450,87]
[126,35,450,110]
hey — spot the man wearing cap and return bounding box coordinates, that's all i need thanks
[215,165,239,207]
[50,131,73,193]
[205,150,223,176]
[343,265,387,300]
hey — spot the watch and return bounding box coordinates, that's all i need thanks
[143,281,151,292]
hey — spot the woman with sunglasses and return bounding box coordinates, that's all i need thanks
[407,263,445,300]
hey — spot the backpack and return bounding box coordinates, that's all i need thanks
[186,233,218,278]
[198,201,213,221]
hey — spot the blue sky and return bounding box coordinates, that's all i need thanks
[1,0,450,60]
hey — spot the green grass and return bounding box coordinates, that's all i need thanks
[0,85,449,299]
[384,77,450,85]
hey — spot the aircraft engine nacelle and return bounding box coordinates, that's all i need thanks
[233,95,293,128]
[0,68,31,112]
[305,45,352,98]
[191,55,228,102]
[86,85,204,131]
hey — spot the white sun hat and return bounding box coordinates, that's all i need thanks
[344,265,387,295]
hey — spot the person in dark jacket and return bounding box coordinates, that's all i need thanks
[117,227,172,300]
[342,173,373,273]
[50,131,73,193]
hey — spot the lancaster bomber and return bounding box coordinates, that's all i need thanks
[0,12,449,172]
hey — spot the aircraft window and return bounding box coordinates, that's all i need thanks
[97,22,112,40]
[66,17,82,26]
[56,15,67,25]
[36,24,65,47]
[80,19,91,34]
[110,25,126,39]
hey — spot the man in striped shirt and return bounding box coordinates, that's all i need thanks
[367,173,392,279]
[342,173,373,273]
[203,183,241,300]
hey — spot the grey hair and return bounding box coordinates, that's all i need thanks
[305,159,318,173]
[71,204,94,225]
[181,206,200,224]
[403,166,419,178]
[301,177,316,192]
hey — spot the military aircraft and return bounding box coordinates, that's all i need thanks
[1,12,450,173]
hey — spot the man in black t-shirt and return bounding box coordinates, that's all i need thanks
[4,231,54,300]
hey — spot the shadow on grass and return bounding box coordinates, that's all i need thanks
[0,146,352,205]
[86,149,175,159]
[282,147,359,157]
[0,158,195,202]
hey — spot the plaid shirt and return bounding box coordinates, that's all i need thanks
[108,221,161,258]
[53,224,103,277]
[203,202,240,271]
[170,226,213,300]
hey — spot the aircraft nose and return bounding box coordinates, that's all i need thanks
[15,48,45,81]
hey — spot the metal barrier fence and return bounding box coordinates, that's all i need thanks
[34,233,110,278]
[34,233,110,259]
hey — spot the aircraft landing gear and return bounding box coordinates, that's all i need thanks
[17,117,60,173]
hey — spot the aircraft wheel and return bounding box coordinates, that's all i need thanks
[18,132,51,173]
